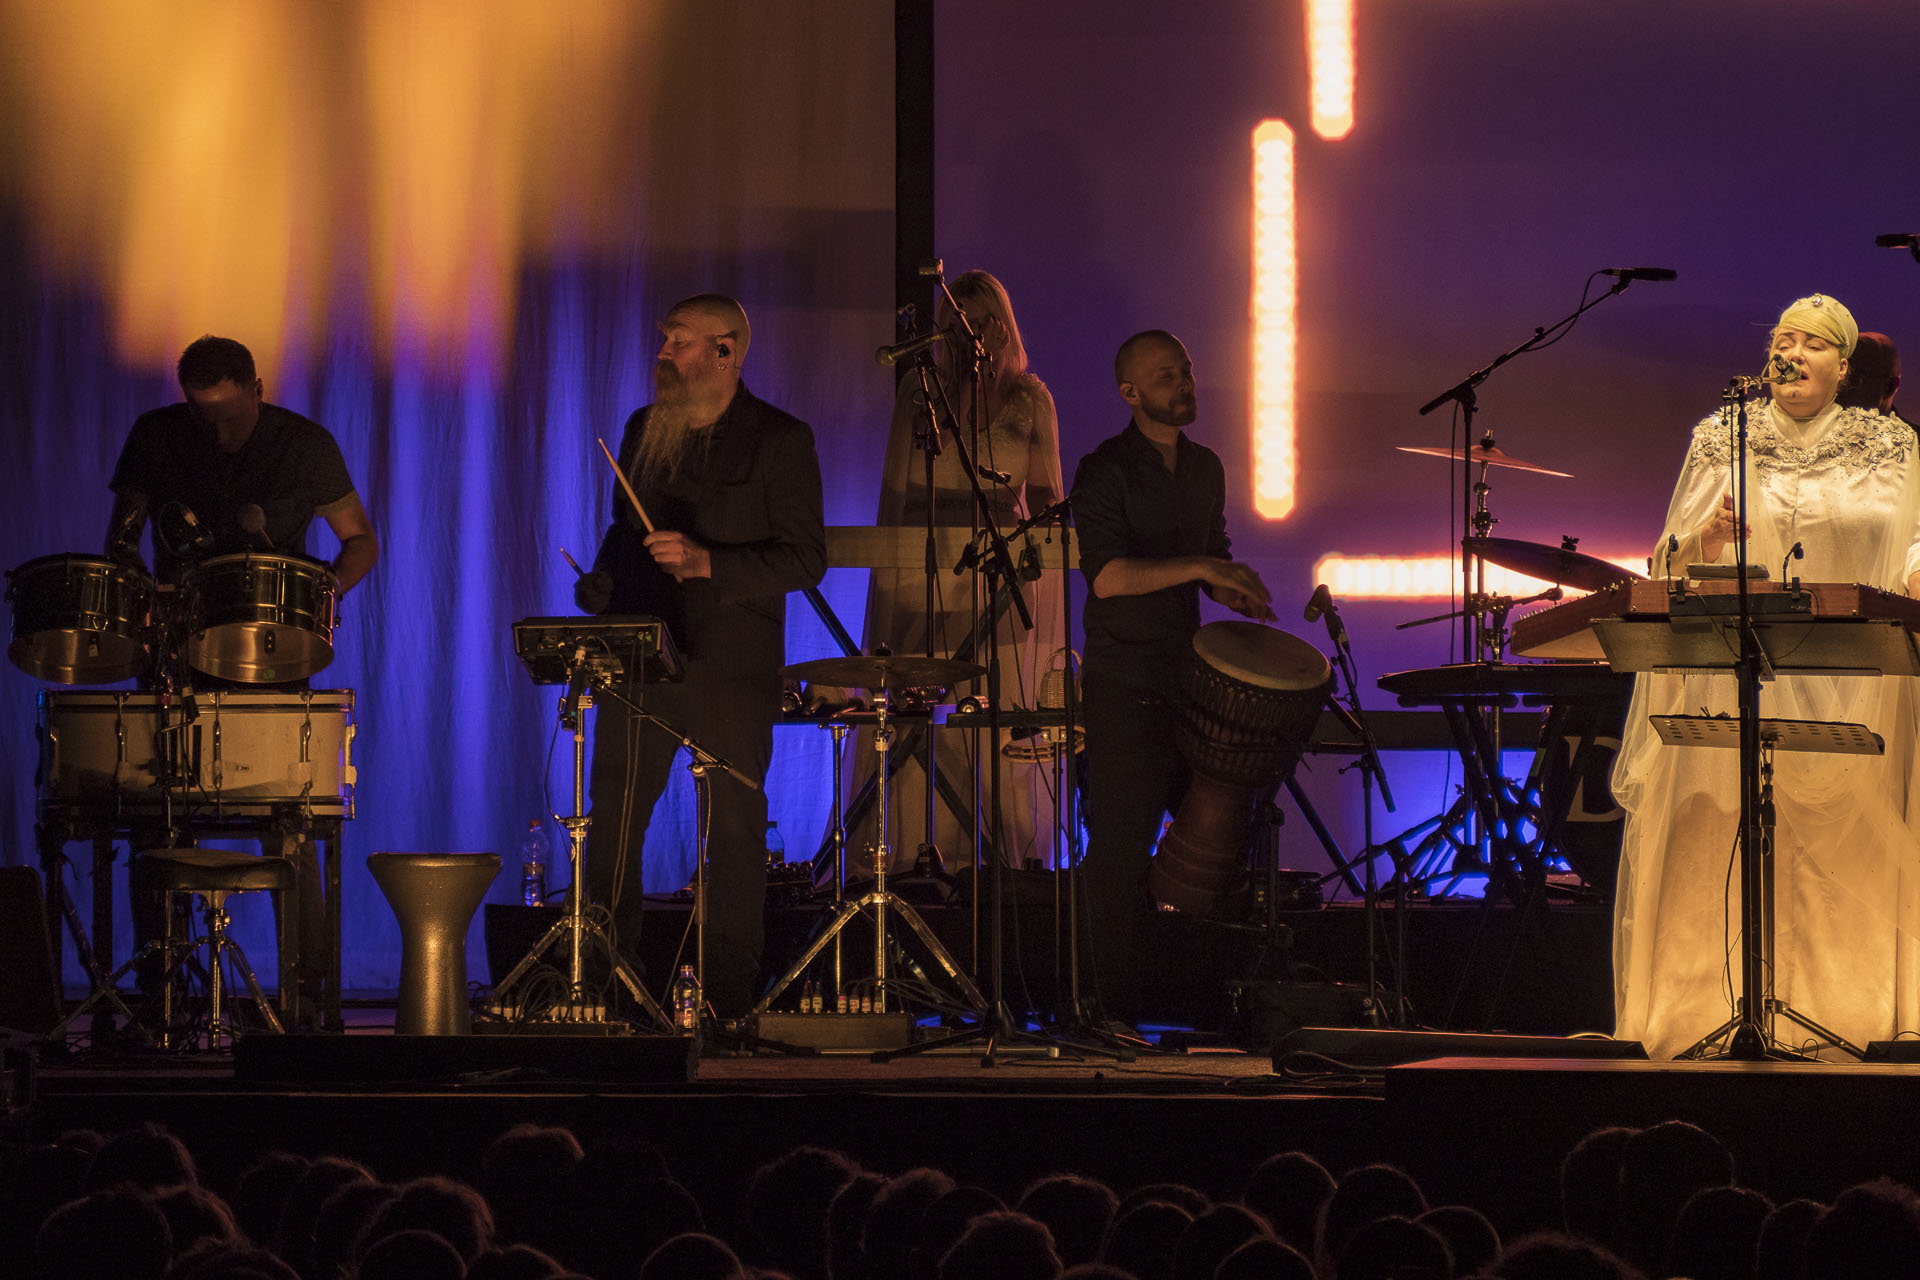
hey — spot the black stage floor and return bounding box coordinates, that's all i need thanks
[22,1018,1920,1240]
[16,900,1919,1240]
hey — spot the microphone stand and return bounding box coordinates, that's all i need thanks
[1313,596,1402,1025]
[875,272,1112,1066]
[1417,274,1646,662]
[908,354,950,872]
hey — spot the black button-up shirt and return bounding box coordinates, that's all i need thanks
[1070,421,1230,692]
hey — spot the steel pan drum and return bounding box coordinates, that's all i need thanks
[6,553,152,684]
[183,552,338,683]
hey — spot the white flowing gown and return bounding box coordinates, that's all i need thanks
[1612,400,1920,1058]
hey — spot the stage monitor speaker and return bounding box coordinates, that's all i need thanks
[1274,1026,1647,1069]
[1862,1040,1920,1062]
[0,867,61,1036]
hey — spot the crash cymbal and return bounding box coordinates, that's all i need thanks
[1465,536,1644,592]
[1397,441,1572,477]
[785,654,986,690]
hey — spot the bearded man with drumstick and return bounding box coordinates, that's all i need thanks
[1068,329,1275,1033]
[574,294,826,1021]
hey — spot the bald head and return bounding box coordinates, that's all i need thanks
[665,293,751,365]
[1115,329,1185,385]
[1115,329,1196,433]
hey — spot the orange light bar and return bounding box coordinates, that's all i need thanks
[1312,553,1648,601]
[1306,0,1355,140]
[1251,119,1297,521]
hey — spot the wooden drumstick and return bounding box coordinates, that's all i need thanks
[597,436,656,533]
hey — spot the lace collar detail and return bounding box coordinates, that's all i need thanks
[1686,403,1912,475]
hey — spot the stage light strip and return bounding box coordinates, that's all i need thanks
[1251,119,1297,521]
[1312,553,1649,601]
[1306,0,1355,140]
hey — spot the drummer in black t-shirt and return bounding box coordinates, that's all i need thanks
[107,335,377,590]
[104,334,377,1029]
[1068,329,1273,1032]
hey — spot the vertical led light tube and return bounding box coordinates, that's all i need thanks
[1250,119,1297,520]
[1307,0,1355,140]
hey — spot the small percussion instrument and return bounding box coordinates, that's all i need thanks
[6,553,154,684]
[37,688,356,817]
[183,552,339,683]
[1149,621,1331,914]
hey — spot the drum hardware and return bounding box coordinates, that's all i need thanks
[494,617,682,1032]
[1414,271,1652,658]
[1396,587,1564,666]
[764,656,987,1022]
[1464,536,1645,596]
[1395,440,1572,477]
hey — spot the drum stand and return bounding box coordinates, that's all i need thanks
[493,669,673,1031]
[756,693,984,1019]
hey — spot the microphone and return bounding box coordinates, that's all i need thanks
[1766,354,1803,385]
[237,503,274,550]
[1659,533,1680,579]
[1026,497,1072,526]
[875,330,947,367]
[155,503,214,562]
[978,464,1012,486]
[1600,267,1678,282]
[917,259,945,277]
[1303,583,1348,647]
[1875,233,1919,249]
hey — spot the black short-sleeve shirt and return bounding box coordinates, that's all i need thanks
[110,402,356,583]
[1070,421,1231,691]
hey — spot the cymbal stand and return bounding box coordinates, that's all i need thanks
[493,657,673,1031]
[753,689,985,1018]
[760,721,851,1010]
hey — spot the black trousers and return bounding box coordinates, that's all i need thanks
[585,661,777,1017]
[1078,670,1190,1020]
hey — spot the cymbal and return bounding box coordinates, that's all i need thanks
[1465,536,1644,592]
[786,654,986,690]
[1397,441,1571,477]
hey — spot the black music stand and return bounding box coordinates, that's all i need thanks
[496,616,681,1031]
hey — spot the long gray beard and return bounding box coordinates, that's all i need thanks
[632,393,702,488]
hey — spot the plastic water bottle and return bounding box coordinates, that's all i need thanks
[520,820,549,907]
[671,965,702,1031]
[765,820,785,862]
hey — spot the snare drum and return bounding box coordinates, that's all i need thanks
[1149,622,1330,915]
[183,552,338,683]
[6,553,153,684]
[37,689,356,817]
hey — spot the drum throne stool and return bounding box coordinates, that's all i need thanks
[136,846,297,1049]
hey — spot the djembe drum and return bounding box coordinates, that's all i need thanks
[1148,621,1330,914]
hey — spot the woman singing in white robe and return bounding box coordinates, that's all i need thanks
[1612,293,1920,1059]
